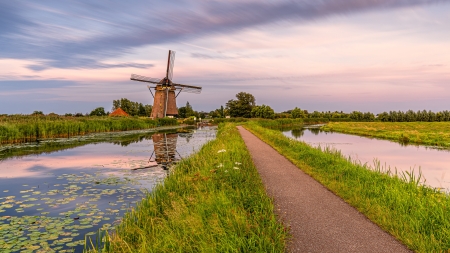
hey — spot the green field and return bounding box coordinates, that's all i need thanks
[0,115,177,144]
[321,122,450,147]
[245,122,450,252]
[88,123,286,252]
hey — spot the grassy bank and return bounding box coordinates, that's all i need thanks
[245,122,450,252]
[0,115,177,144]
[322,122,450,147]
[89,123,286,252]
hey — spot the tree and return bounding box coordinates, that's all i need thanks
[90,107,107,116]
[112,98,152,116]
[178,101,195,118]
[251,104,275,119]
[226,92,256,118]
[291,107,305,119]
[32,111,43,115]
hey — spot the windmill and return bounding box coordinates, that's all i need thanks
[130,50,202,118]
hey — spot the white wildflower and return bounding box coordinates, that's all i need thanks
[235,162,242,165]
[217,149,226,153]
[225,170,228,173]
[217,163,223,168]
[233,167,239,170]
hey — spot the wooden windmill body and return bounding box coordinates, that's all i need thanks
[131,50,202,118]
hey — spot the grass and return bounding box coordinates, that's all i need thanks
[244,122,450,252]
[322,122,450,147]
[0,115,178,144]
[87,123,286,252]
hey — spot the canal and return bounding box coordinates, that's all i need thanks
[0,126,217,252]
[282,126,450,191]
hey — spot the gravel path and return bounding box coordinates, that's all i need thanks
[237,126,412,253]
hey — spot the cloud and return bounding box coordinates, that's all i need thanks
[0,0,448,69]
[27,61,154,71]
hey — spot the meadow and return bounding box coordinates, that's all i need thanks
[88,123,286,252]
[0,115,177,144]
[245,122,450,252]
[322,122,450,147]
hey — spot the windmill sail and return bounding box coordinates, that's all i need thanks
[166,50,176,81]
[130,74,162,84]
[172,83,202,94]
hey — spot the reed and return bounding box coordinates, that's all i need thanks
[245,122,450,252]
[86,123,286,252]
[0,115,177,144]
[322,122,450,147]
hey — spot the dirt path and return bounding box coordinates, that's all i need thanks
[237,126,412,253]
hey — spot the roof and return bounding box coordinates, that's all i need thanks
[109,108,129,117]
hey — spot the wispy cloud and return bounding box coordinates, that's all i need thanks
[1,0,448,70]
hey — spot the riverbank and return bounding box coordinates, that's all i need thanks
[321,122,450,148]
[91,123,286,252]
[245,122,450,252]
[0,116,178,144]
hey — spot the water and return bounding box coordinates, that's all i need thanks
[282,127,450,191]
[0,126,217,252]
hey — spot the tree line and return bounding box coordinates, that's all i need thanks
[208,92,450,123]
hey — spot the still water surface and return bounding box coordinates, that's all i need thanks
[0,126,216,252]
[283,127,450,191]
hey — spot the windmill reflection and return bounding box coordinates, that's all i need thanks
[150,133,181,170]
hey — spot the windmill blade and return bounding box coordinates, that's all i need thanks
[172,82,202,94]
[166,50,176,81]
[131,74,162,84]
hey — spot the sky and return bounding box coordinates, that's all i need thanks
[1,0,450,115]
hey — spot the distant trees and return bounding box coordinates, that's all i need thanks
[209,105,227,118]
[178,101,196,118]
[291,107,306,119]
[376,110,450,122]
[112,98,152,117]
[349,111,375,121]
[226,92,256,118]
[32,111,44,116]
[90,107,107,116]
[251,104,275,119]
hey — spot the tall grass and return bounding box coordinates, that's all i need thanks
[87,123,286,252]
[322,122,450,147]
[245,122,450,252]
[0,115,177,144]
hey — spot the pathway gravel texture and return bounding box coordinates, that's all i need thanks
[237,126,412,253]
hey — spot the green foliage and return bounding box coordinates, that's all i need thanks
[291,107,306,119]
[226,92,256,118]
[98,123,286,252]
[178,101,195,118]
[32,111,44,115]
[245,122,450,252]
[251,104,275,119]
[212,118,249,124]
[377,110,450,122]
[0,115,178,144]
[209,105,226,118]
[112,98,152,117]
[89,107,107,116]
[349,111,375,121]
[322,122,450,147]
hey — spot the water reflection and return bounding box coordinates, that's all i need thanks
[151,133,179,169]
[0,126,216,252]
[283,127,450,191]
